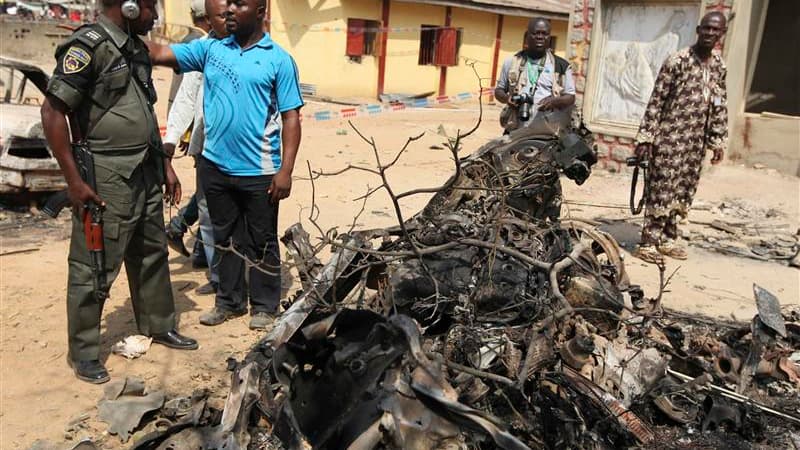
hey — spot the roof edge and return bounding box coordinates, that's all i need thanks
[393,0,570,19]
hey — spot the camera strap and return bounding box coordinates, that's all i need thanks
[526,57,545,97]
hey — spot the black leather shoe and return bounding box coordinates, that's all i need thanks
[68,359,110,384]
[166,229,190,257]
[151,330,199,350]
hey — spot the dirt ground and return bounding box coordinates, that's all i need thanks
[1,68,798,449]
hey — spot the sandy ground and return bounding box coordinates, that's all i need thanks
[1,68,799,449]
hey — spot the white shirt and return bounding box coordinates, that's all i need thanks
[164,54,205,156]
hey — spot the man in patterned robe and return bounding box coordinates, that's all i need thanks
[633,11,728,264]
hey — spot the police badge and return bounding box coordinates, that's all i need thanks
[63,46,92,74]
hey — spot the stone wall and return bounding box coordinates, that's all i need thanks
[567,0,734,172]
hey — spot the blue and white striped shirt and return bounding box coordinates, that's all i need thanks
[171,33,304,176]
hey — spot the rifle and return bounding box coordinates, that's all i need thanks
[626,155,650,216]
[42,118,108,302]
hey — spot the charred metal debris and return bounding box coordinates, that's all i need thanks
[128,118,799,450]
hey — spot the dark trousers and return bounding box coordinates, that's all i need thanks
[68,158,175,361]
[198,156,280,313]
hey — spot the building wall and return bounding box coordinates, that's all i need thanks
[270,0,382,98]
[161,0,569,99]
[383,6,568,97]
[382,1,443,96]
[163,0,192,29]
[445,7,497,96]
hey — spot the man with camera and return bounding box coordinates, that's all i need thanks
[495,18,576,133]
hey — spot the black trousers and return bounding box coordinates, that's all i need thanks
[198,156,280,313]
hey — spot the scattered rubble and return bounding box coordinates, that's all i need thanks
[98,377,165,442]
[687,199,799,265]
[591,197,799,267]
[34,116,800,449]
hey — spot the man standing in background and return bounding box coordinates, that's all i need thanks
[633,12,729,264]
[164,0,211,264]
[166,0,208,112]
[162,0,228,296]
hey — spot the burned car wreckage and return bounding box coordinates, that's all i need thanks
[130,112,800,450]
[0,56,66,196]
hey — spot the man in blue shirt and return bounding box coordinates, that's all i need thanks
[148,0,302,329]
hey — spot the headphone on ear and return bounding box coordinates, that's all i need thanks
[121,0,140,20]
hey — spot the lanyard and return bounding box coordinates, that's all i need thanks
[526,57,545,90]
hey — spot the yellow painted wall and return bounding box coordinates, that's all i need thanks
[161,0,569,97]
[447,7,497,95]
[382,1,443,96]
[382,5,567,96]
[551,19,567,57]
[499,14,528,61]
[270,0,382,98]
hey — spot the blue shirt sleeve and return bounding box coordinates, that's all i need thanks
[275,53,304,113]
[170,39,212,73]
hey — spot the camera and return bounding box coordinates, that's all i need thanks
[511,93,535,121]
[626,156,649,169]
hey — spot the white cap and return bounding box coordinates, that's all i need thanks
[189,0,206,19]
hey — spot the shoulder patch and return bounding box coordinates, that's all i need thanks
[63,46,92,74]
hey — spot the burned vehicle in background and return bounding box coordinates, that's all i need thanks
[0,56,66,197]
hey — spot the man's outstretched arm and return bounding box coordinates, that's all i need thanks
[145,40,180,69]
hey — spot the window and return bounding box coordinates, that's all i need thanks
[418,25,463,67]
[745,0,799,115]
[346,18,380,62]
[419,25,437,65]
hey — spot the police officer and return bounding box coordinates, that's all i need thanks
[41,0,198,384]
